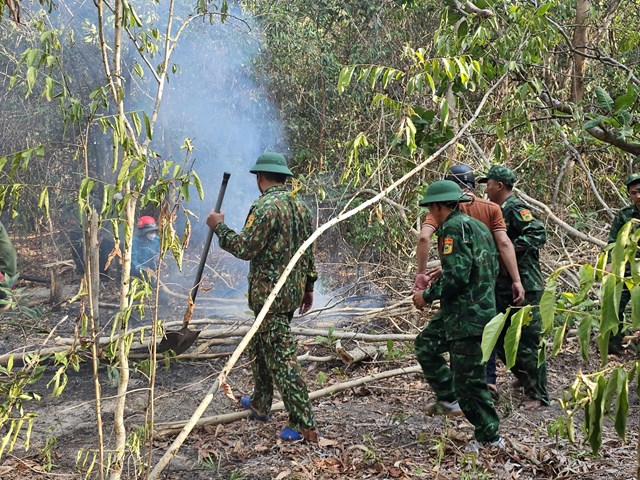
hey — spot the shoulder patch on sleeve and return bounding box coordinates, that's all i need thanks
[519,209,533,222]
[244,214,256,229]
[443,237,454,255]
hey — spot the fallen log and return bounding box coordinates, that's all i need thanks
[153,364,422,436]
[0,325,417,365]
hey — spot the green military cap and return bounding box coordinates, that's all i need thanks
[419,180,471,206]
[624,172,640,187]
[478,165,517,187]
[249,152,293,176]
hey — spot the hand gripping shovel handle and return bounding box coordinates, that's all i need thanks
[189,172,230,306]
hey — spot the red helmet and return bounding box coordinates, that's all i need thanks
[137,216,158,232]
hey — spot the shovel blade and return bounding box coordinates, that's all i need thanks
[157,327,201,355]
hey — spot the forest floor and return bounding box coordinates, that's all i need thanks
[0,233,637,480]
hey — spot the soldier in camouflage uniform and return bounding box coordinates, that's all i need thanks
[207,152,319,442]
[479,165,549,408]
[605,172,640,354]
[412,180,503,452]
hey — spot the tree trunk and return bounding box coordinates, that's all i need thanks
[571,0,589,102]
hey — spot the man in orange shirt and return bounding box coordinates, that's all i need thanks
[413,165,524,397]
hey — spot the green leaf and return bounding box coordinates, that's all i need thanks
[540,269,559,334]
[631,285,640,328]
[603,367,620,411]
[425,72,435,93]
[504,306,531,369]
[534,2,552,17]
[614,85,637,113]
[587,375,606,454]
[26,66,37,95]
[481,311,507,362]
[577,314,592,362]
[583,116,605,130]
[573,264,595,304]
[595,86,614,112]
[439,99,449,127]
[551,318,567,356]
[130,112,141,136]
[614,369,628,440]
[192,171,204,200]
[143,112,152,140]
[600,274,622,341]
[38,187,50,219]
[595,252,608,281]
[337,66,355,94]
[44,76,54,101]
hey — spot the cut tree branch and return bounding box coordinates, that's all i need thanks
[153,365,422,436]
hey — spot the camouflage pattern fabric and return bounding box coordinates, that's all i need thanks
[214,184,317,430]
[215,185,317,313]
[422,210,499,340]
[608,205,640,246]
[416,209,500,442]
[0,221,16,277]
[247,312,315,430]
[607,207,640,351]
[496,195,546,293]
[493,291,549,405]
[415,313,500,442]
[490,194,548,403]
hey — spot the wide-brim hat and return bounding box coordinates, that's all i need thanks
[249,152,293,176]
[419,180,471,206]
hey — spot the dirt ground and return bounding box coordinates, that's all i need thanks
[0,234,638,480]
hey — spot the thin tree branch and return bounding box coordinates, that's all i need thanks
[515,189,606,247]
[153,365,423,436]
[554,121,614,219]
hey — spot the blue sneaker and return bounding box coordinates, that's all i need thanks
[280,427,303,441]
[240,396,269,422]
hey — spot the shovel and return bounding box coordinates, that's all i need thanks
[157,172,231,355]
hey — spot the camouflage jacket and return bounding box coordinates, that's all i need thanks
[0,222,16,278]
[608,205,640,271]
[608,204,640,246]
[496,195,546,293]
[423,210,498,341]
[215,185,317,314]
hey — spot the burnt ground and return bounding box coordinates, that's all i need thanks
[0,233,638,480]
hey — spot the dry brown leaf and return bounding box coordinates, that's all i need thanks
[318,437,337,447]
[274,469,291,480]
[0,465,15,475]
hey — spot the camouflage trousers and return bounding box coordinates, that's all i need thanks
[414,313,500,443]
[487,291,549,405]
[247,312,315,431]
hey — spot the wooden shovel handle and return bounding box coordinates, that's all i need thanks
[184,172,230,326]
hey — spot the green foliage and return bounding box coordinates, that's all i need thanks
[540,221,640,455]
[315,327,337,347]
[480,311,507,363]
[0,355,42,459]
